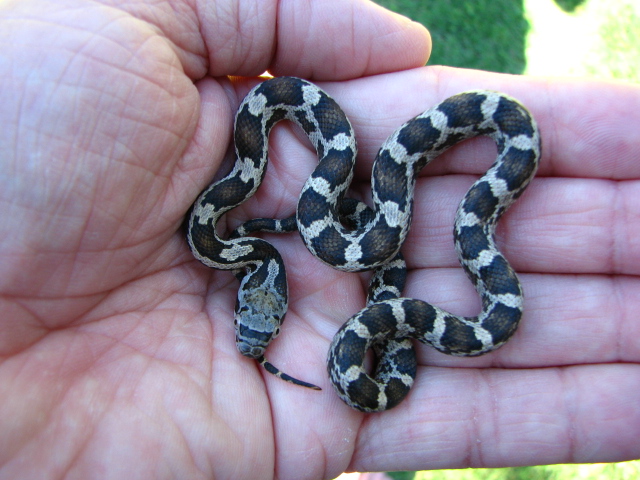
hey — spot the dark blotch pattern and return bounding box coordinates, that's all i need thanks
[439,316,484,353]
[346,373,383,412]
[482,302,522,345]
[297,188,332,227]
[461,180,499,222]
[396,117,442,155]
[493,96,536,138]
[279,215,298,232]
[358,223,403,268]
[356,302,399,338]
[258,76,305,107]
[235,104,264,165]
[478,255,521,296]
[496,146,539,192]
[438,92,486,128]
[189,221,219,257]
[309,228,351,265]
[373,150,410,207]
[456,224,491,260]
[312,93,352,140]
[402,299,438,338]
[331,328,369,375]
[207,175,255,214]
[382,377,412,410]
[312,149,355,190]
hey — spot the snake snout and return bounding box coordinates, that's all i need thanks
[235,322,273,359]
[236,340,265,359]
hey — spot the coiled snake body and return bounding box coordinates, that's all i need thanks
[187,76,541,411]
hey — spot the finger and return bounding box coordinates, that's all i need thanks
[350,364,640,471]
[402,175,640,275]
[117,0,430,79]
[270,0,431,80]
[317,67,640,179]
[402,269,640,368]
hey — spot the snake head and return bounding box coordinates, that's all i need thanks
[234,286,287,359]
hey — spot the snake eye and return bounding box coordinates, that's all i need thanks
[274,327,280,336]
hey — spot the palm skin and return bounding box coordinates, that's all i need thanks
[1,1,639,479]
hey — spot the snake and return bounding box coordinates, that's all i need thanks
[187,76,541,411]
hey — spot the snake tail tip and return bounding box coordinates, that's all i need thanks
[259,356,321,391]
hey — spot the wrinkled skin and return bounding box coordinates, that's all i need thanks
[1,1,640,479]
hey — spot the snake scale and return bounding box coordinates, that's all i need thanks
[187,76,541,412]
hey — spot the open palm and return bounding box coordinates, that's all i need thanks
[1,1,639,479]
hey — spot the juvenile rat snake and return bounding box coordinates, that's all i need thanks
[187,76,541,411]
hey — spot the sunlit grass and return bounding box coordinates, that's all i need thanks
[524,0,639,82]
[375,0,639,82]
[375,0,528,74]
[403,460,640,480]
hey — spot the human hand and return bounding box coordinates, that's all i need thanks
[1,0,639,479]
[0,0,428,478]
[325,68,640,472]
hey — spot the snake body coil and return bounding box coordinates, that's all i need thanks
[187,77,541,411]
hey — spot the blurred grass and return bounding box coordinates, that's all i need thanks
[387,460,640,480]
[374,0,529,73]
[375,0,639,82]
[593,2,640,80]
[365,0,638,479]
[524,0,639,81]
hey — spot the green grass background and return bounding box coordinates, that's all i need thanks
[366,0,639,479]
[375,0,639,82]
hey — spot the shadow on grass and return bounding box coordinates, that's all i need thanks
[374,0,529,74]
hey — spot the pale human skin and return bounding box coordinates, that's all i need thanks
[1,0,639,479]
